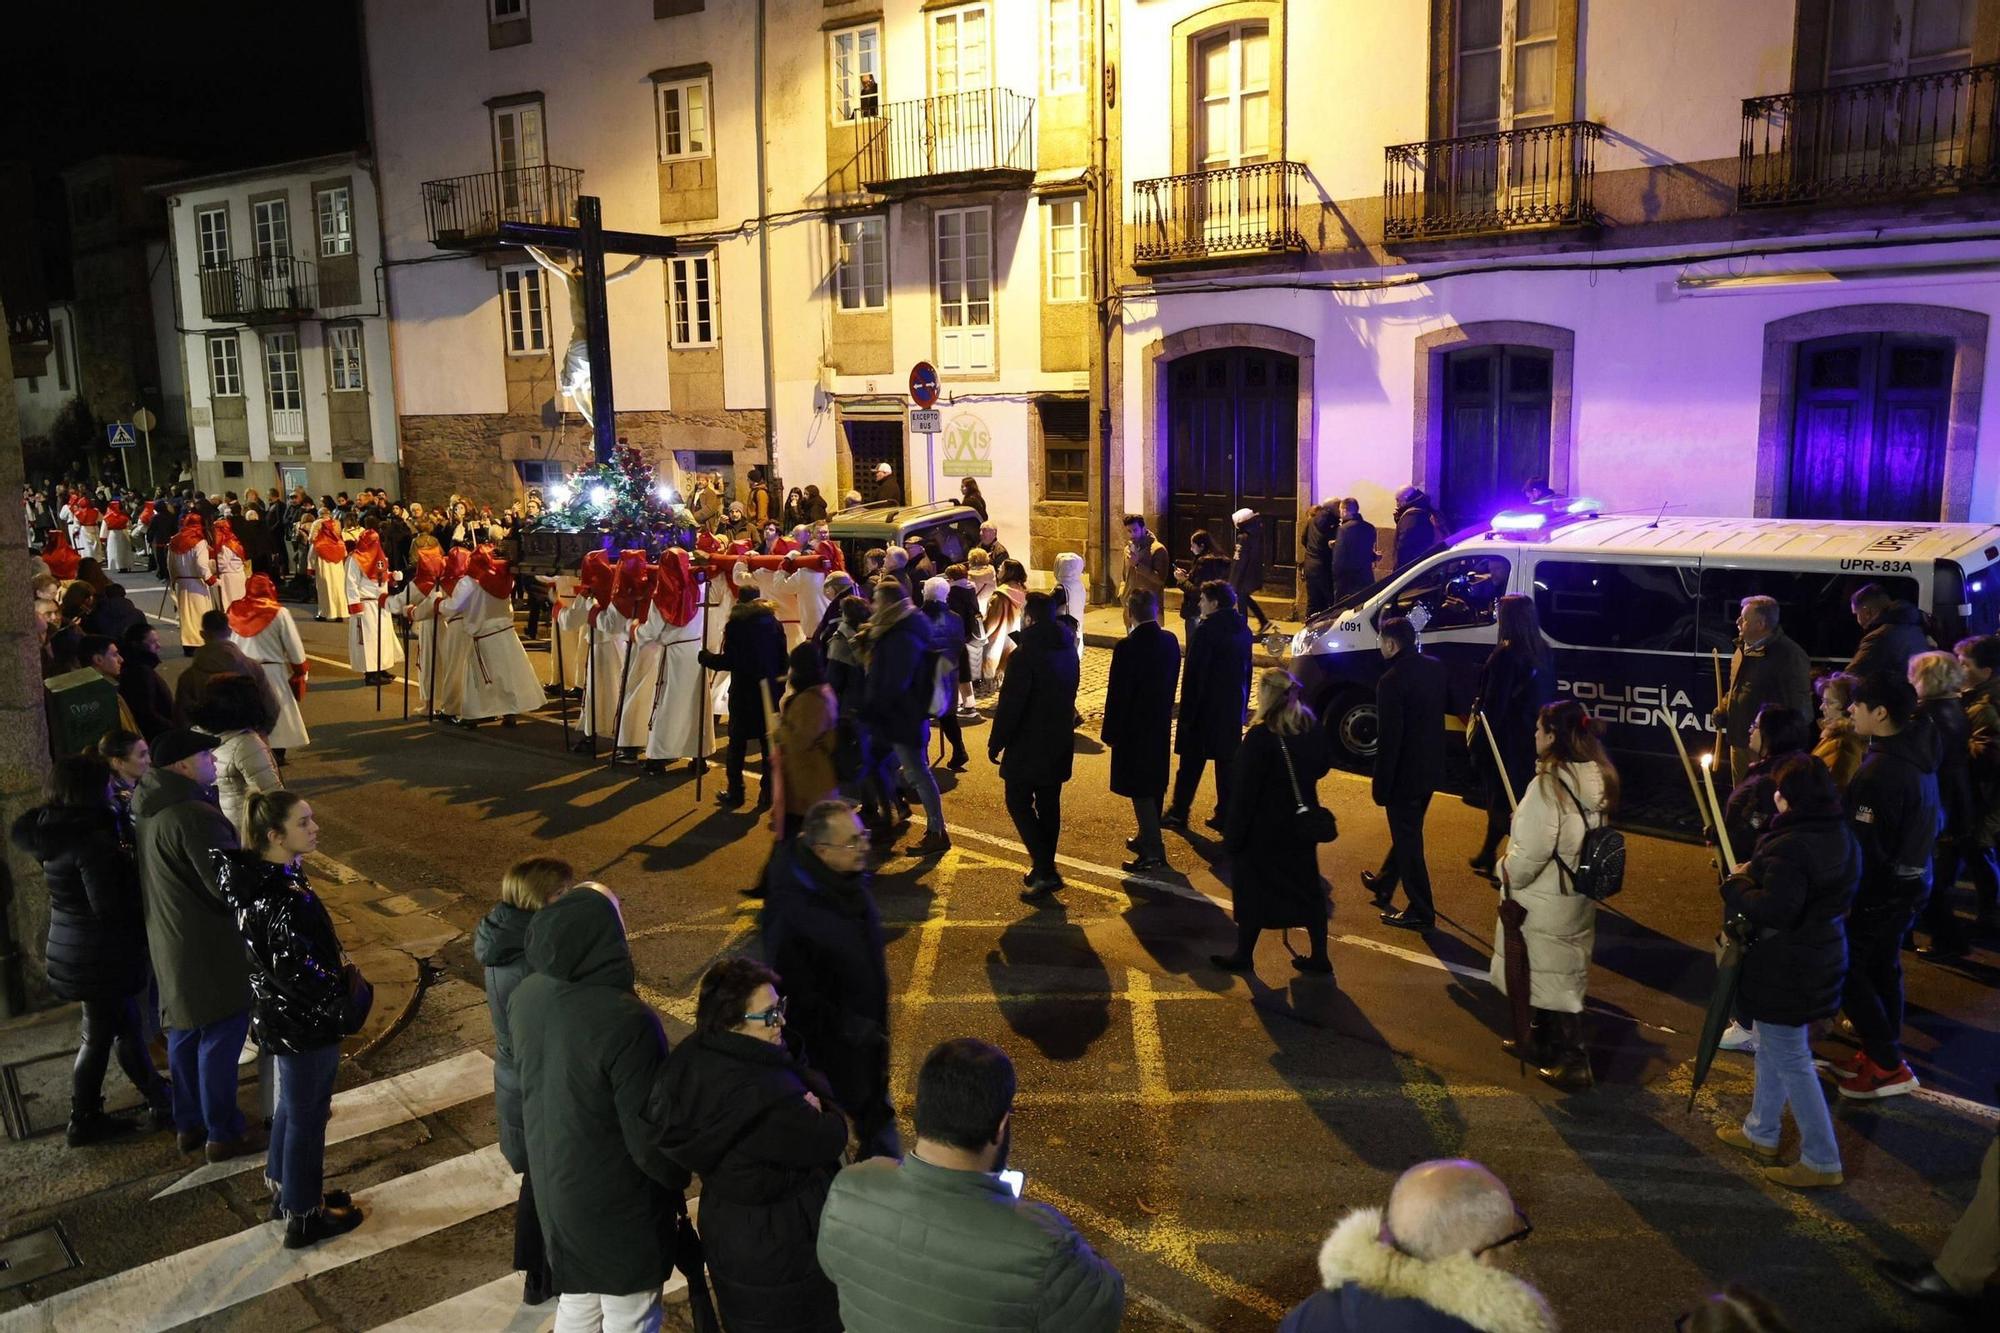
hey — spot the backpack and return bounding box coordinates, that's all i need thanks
[1549,775,1626,901]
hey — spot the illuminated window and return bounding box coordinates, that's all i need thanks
[670,253,717,347]
[316,186,353,257]
[207,334,242,397]
[834,216,887,311]
[1045,197,1086,303]
[1046,0,1088,95]
[658,78,711,161]
[502,265,548,354]
[831,24,881,120]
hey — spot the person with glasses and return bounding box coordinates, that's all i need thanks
[1279,1158,1552,1332]
[649,957,848,1333]
[759,800,897,1161]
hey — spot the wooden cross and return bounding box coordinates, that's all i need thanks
[498,196,679,465]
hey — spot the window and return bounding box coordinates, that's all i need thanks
[316,186,353,257]
[834,216,887,311]
[490,0,525,19]
[1196,23,1270,167]
[1533,559,1698,651]
[222,461,246,479]
[932,5,992,95]
[1377,554,1512,633]
[1039,398,1089,500]
[669,253,717,347]
[329,325,365,391]
[252,198,291,261]
[1045,197,1087,303]
[265,331,305,442]
[502,265,548,354]
[341,461,368,481]
[492,102,547,219]
[519,460,566,487]
[196,206,230,270]
[1788,333,1952,522]
[1824,0,1973,84]
[1438,345,1553,532]
[1455,0,1558,135]
[207,333,242,397]
[657,78,711,161]
[1046,0,1088,95]
[1698,567,1917,662]
[934,206,993,374]
[831,23,881,120]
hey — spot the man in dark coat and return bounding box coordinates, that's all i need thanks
[991,592,1080,901]
[1332,498,1379,599]
[1301,503,1339,617]
[701,580,790,809]
[1364,617,1448,929]
[118,622,177,741]
[1391,486,1449,569]
[1847,584,1933,682]
[175,610,280,731]
[1101,591,1181,873]
[510,887,683,1320]
[145,499,180,570]
[869,461,903,507]
[1165,581,1252,834]
[81,581,148,644]
[1719,595,1816,786]
[863,579,949,853]
[919,578,972,770]
[760,799,898,1159]
[1227,508,1271,632]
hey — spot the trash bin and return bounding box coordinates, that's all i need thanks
[43,668,120,756]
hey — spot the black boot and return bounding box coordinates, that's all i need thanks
[65,1102,139,1147]
[1501,1008,1551,1063]
[1536,1012,1593,1090]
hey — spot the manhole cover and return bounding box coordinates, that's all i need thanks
[0,1225,80,1292]
[3,1042,263,1141]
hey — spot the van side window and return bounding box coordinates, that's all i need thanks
[1378,555,1510,632]
[1697,570,1918,661]
[929,518,974,566]
[1534,560,1698,650]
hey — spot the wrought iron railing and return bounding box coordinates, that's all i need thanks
[422,165,584,246]
[857,88,1035,187]
[1740,63,2000,208]
[1385,121,1602,240]
[7,305,50,345]
[198,256,318,322]
[1132,161,1307,263]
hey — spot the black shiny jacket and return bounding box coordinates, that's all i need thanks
[213,850,348,1054]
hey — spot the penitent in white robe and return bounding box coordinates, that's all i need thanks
[168,545,216,648]
[753,563,804,651]
[580,604,659,748]
[786,561,828,642]
[215,545,248,611]
[443,581,545,721]
[639,606,713,761]
[235,609,312,751]
[344,559,404,674]
[390,584,468,718]
[100,523,135,572]
[548,577,589,692]
[315,550,348,621]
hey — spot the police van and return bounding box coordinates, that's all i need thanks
[1289,506,2000,813]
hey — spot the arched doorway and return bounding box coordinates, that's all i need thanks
[1165,347,1299,587]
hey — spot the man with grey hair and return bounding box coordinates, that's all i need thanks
[1279,1159,1554,1332]
[1716,593,1813,785]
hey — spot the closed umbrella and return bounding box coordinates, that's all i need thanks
[1686,751,1744,1110]
[1478,711,1533,1059]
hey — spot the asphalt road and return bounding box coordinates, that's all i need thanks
[6,572,1997,1332]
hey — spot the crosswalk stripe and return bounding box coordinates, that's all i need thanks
[151,1050,496,1200]
[0,1144,516,1333]
[367,1268,691,1332]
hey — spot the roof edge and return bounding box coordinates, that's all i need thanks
[148,149,372,196]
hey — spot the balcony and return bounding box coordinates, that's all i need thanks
[857,89,1034,195]
[199,257,319,325]
[422,165,584,250]
[1740,63,2000,209]
[1132,161,1307,266]
[1384,121,1602,242]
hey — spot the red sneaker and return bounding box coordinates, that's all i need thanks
[1836,1056,1920,1100]
[1820,1049,1867,1079]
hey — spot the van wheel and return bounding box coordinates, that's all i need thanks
[1328,691,1379,766]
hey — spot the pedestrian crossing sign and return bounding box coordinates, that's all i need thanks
[106,422,138,448]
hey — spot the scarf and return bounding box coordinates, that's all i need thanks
[168,514,207,554]
[228,574,283,637]
[354,530,389,584]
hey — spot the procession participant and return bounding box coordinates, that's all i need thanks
[642,548,714,775]
[167,514,217,656]
[227,575,311,761]
[39,528,82,581]
[443,546,547,728]
[785,525,830,643]
[310,510,349,623]
[211,518,249,610]
[342,530,403,686]
[59,491,86,552]
[72,494,103,562]
[386,542,457,714]
[701,566,789,809]
[538,566,588,697]
[566,550,623,749]
[585,551,661,757]
[99,501,136,573]
[424,549,476,722]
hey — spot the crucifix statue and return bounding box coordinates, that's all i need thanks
[498,196,679,464]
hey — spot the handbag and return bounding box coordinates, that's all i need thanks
[1277,733,1338,844]
[338,960,375,1035]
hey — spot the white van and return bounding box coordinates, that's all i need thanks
[1290,508,2000,810]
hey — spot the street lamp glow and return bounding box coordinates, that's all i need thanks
[589,485,612,508]
[548,483,572,506]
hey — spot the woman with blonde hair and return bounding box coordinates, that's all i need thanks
[1910,650,1973,956]
[1813,672,1866,792]
[1210,669,1335,976]
[476,856,574,1306]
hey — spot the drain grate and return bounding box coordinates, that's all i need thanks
[0,1225,80,1292]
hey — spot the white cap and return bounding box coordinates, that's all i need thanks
[1231,507,1256,526]
[875,461,893,476]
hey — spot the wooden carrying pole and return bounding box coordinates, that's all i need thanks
[1476,709,1518,813]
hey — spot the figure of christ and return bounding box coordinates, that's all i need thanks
[523,244,651,428]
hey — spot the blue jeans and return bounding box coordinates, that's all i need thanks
[1744,1020,1841,1174]
[166,1010,250,1142]
[892,725,945,831]
[271,1041,343,1217]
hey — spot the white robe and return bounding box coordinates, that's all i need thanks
[548,577,589,691]
[100,523,135,572]
[315,548,348,621]
[391,585,469,717]
[703,589,731,720]
[754,563,803,650]
[1055,554,1089,664]
[167,544,216,648]
[639,607,713,761]
[443,581,545,720]
[344,559,404,674]
[215,546,248,610]
[235,609,311,751]
[785,561,828,643]
[580,604,659,748]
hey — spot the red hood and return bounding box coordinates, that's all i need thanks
[228,574,283,637]
[439,547,472,595]
[313,519,348,562]
[578,549,616,611]
[102,503,130,530]
[611,550,656,622]
[354,530,388,583]
[468,545,515,600]
[410,546,446,595]
[211,520,245,558]
[168,516,207,554]
[652,548,701,627]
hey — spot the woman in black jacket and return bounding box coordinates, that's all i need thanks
[8,754,170,1145]
[651,957,847,1333]
[1469,596,1553,879]
[1212,669,1334,976]
[1911,651,1974,956]
[1720,704,1815,863]
[215,790,363,1248]
[1716,756,1859,1191]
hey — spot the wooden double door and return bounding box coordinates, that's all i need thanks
[1166,348,1298,588]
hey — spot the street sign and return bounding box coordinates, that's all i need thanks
[908,361,940,409]
[106,422,138,449]
[908,408,942,435]
[131,407,157,432]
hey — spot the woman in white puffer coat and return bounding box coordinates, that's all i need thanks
[1491,698,1618,1092]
